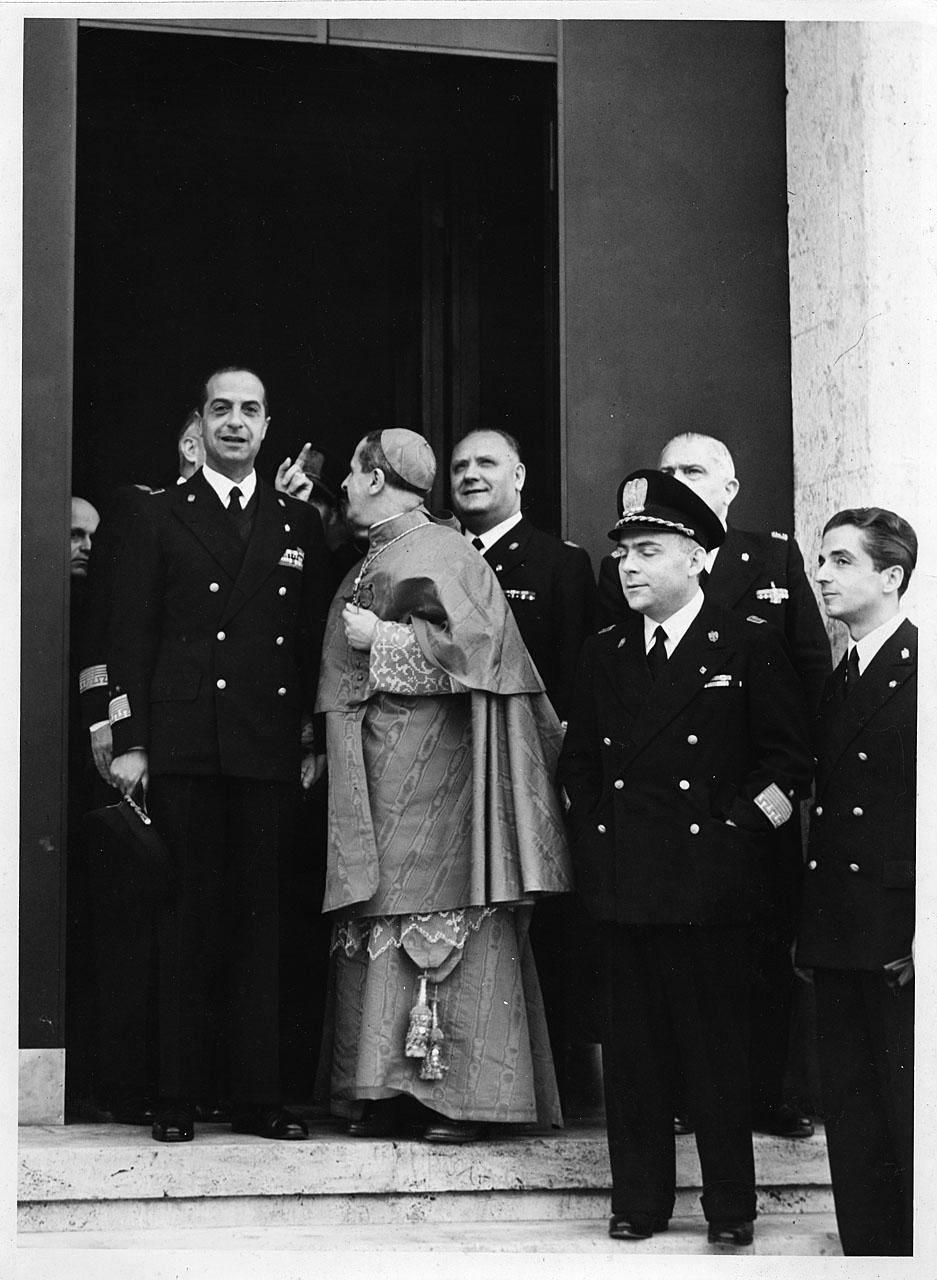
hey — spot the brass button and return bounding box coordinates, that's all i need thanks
[279,587,287,597]
[687,735,698,745]
[679,780,690,791]
[849,863,860,873]
[807,860,817,870]
[277,687,287,696]
[603,737,612,746]
[614,779,624,790]
[276,636,284,646]
[689,823,700,835]
[858,752,868,761]
[209,582,220,593]
[216,631,226,641]
[815,806,823,817]
[597,824,607,834]
[216,679,226,690]
[284,524,291,533]
[853,807,864,817]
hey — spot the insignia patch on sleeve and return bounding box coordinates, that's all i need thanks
[79,664,108,693]
[754,783,793,828]
[504,588,536,602]
[279,548,305,570]
[108,693,131,724]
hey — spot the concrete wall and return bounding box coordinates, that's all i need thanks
[786,21,930,635]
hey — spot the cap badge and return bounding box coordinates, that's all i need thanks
[708,631,719,642]
[620,477,648,516]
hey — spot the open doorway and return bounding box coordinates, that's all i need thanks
[73,26,559,523]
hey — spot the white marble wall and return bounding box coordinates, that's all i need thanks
[786,21,931,644]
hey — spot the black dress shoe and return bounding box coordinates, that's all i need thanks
[422,1119,486,1144]
[609,1214,669,1240]
[110,1094,158,1126]
[673,1113,694,1135]
[347,1100,409,1138]
[231,1106,308,1140]
[195,1099,233,1124]
[152,1104,195,1143]
[752,1103,814,1138]
[707,1220,754,1246]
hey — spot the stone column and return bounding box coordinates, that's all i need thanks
[786,20,934,645]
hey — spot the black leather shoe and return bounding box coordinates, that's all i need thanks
[195,1099,233,1124]
[422,1119,486,1144]
[707,1220,754,1246]
[231,1106,308,1140]
[673,1113,694,1135]
[752,1103,814,1139]
[609,1214,669,1240]
[347,1100,410,1138]
[152,1104,195,1143]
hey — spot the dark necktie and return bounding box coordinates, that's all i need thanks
[227,486,251,543]
[647,625,669,680]
[472,536,485,552]
[844,646,861,696]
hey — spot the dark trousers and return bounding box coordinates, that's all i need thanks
[87,825,159,1099]
[814,967,913,1256]
[600,921,757,1224]
[146,775,296,1105]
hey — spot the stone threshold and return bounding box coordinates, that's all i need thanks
[19,1116,834,1235]
[19,1211,844,1253]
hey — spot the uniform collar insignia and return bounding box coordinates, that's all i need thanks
[508,541,519,551]
[741,552,750,561]
[708,630,719,642]
[901,647,910,659]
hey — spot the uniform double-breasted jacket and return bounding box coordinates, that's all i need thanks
[107,469,330,782]
[797,619,917,969]
[559,599,814,926]
[481,516,595,722]
[596,526,831,713]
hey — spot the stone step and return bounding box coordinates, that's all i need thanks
[19,1213,843,1254]
[19,1116,835,1241]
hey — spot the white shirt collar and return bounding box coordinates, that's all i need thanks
[644,588,706,655]
[202,464,257,506]
[850,611,904,675]
[464,510,523,552]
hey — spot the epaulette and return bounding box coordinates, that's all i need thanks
[770,530,788,541]
[746,615,767,625]
[598,624,616,634]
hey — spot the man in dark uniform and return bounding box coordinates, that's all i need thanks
[107,366,330,1143]
[597,433,830,1139]
[596,434,831,709]
[449,429,595,723]
[559,470,813,1247]
[797,507,916,1256]
[450,427,596,1110]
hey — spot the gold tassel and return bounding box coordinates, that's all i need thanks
[405,973,432,1058]
[419,992,448,1080]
